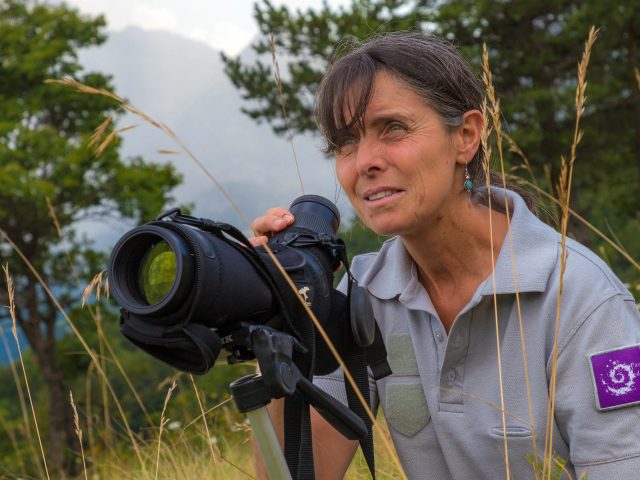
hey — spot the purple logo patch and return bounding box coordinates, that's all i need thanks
[590,344,640,411]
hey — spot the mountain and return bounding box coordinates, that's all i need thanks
[77,27,350,249]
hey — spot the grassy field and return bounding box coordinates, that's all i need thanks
[68,406,404,480]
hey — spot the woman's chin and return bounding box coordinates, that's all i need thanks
[365,221,404,238]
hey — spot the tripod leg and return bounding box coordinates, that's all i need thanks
[248,406,292,480]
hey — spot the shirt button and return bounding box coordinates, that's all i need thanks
[435,332,443,342]
[446,370,456,384]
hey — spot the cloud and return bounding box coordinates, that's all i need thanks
[61,0,349,57]
[189,23,255,56]
[130,3,178,32]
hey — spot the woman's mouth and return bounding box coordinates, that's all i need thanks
[363,189,404,205]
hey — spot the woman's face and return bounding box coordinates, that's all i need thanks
[335,71,466,238]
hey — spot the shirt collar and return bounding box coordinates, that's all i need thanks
[359,189,559,302]
[478,188,559,296]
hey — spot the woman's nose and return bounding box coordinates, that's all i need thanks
[355,139,386,176]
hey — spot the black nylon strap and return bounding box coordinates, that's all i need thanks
[366,322,392,381]
[289,283,317,479]
[284,393,308,478]
[344,345,375,478]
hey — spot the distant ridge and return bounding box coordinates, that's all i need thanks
[77,26,349,250]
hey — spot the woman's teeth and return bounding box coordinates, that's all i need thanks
[367,190,397,201]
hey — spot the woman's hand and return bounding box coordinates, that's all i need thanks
[249,207,295,247]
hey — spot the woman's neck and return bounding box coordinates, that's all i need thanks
[401,199,509,331]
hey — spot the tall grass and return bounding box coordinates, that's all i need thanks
[1,24,636,480]
[3,265,51,479]
[46,45,408,480]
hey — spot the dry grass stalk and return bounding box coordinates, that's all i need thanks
[82,269,107,306]
[440,384,530,425]
[635,68,640,91]
[479,92,512,480]
[96,312,114,449]
[544,26,598,480]
[182,396,233,431]
[47,195,154,439]
[45,77,123,102]
[505,137,560,225]
[46,76,251,228]
[3,265,51,480]
[270,34,304,195]
[505,134,541,191]
[482,44,539,479]
[0,412,25,472]
[51,48,402,479]
[156,380,178,480]
[258,242,408,479]
[189,374,219,465]
[70,390,89,480]
[47,195,86,285]
[511,174,640,273]
[0,323,43,476]
[85,360,97,466]
[182,378,255,479]
[0,230,148,475]
[90,114,114,148]
[483,42,543,479]
[46,196,64,239]
[95,124,138,157]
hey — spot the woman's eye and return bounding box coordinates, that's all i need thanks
[387,123,406,133]
[334,137,356,157]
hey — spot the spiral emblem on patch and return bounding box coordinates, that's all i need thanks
[602,361,637,396]
[590,344,640,410]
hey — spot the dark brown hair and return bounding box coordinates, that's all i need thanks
[315,32,536,212]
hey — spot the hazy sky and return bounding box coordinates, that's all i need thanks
[64,0,349,56]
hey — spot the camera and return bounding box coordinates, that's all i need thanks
[108,194,391,478]
[108,194,350,375]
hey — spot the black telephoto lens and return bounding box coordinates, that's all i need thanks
[109,220,274,327]
[288,194,340,235]
[109,225,195,317]
[108,194,344,374]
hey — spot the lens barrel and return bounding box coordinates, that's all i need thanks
[109,218,275,328]
[109,194,346,374]
[288,194,340,235]
[109,225,195,316]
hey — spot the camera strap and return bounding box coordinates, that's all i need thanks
[153,213,375,478]
[344,342,376,477]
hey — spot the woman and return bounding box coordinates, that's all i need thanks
[252,33,640,479]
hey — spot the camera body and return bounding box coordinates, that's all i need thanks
[108,195,348,375]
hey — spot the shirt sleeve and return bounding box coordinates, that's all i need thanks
[552,291,640,478]
[314,367,379,414]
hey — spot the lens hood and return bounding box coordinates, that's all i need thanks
[289,194,340,235]
[108,224,195,316]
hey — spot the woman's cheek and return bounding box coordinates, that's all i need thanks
[335,159,355,192]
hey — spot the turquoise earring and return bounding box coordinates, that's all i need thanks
[464,165,473,193]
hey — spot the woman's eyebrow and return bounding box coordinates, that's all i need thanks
[365,113,412,130]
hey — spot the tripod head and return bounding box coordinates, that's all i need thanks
[229,325,367,441]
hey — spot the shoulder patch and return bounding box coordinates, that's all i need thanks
[589,344,640,411]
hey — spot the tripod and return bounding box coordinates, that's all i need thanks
[227,325,367,479]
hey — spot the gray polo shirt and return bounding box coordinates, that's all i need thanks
[316,189,640,479]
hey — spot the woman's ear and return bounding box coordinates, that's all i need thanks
[455,110,483,165]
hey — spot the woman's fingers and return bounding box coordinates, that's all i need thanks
[251,207,295,237]
[249,235,269,247]
[249,207,295,247]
